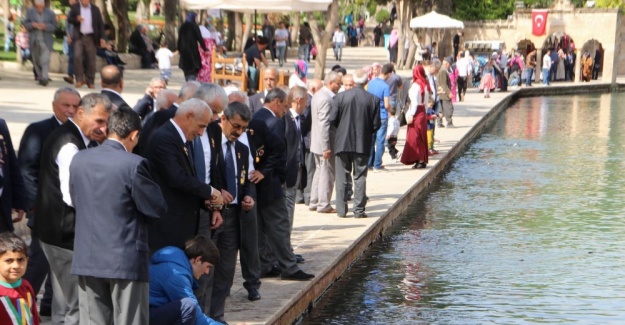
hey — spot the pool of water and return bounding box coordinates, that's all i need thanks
[302,93,625,324]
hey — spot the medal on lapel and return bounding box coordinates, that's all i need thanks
[183,145,189,157]
[211,138,215,148]
[237,152,241,160]
[240,170,246,185]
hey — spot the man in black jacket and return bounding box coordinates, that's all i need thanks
[100,65,130,110]
[133,77,167,120]
[67,0,106,88]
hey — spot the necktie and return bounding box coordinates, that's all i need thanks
[193,137,205,183]
[87,140,98,148]
[295,115,300,131]
[225,141,237,197]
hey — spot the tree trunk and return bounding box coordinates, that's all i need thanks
[234,12,243,51]
[163,0,177,49]
[2,0,9,42]
[241,13,252,50]
[95,0,114,37]
[111,0,130,52]
[290,14,300,47]
[309,0,339,80]
[226,11,235,51]
[396,0,412,69]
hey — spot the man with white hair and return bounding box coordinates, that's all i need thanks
[155,89,178,111]
[133,77,167,119]
[23,0,56,86]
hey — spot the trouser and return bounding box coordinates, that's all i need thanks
[368,118,388,169]
[257,195,299,276]
[525,68,534,86]
[309,153,336,212]
[149,298,197,325]
[276,45,286,66]
[333,42,343,60]
[301,150,315,205]
[74,34,97,84]
[239,183,260,291]
[457,76,467,99]
[210,205,241,322]
[550,63,557,81]
[298,44,309,61]
[67,43,74,77]
[427,129,434,150]
[23,233,53,312]
[247,66,259,91]
[194,209,214,314]
[32,40,51,81]
[335,153,369,217]
[184,68,200,82]
[40,241,79,325]
[440,100,454,124]
[78,276,148,325]
[592,66,600,80]
[542,68,550,85]
[386,136,398,158]
[285,167,302,238]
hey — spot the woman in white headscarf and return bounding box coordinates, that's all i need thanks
[197,18,217,83]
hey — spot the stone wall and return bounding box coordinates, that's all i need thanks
[617,15,625,76]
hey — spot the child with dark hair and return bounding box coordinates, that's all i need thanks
[426,107,438,155]
[0,232,40,325]
[386,106,400,160]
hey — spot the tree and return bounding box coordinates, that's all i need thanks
[163,0,177,49]
[309,0,340,79]
[110,0,130,52]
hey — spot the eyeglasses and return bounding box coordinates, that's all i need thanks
[226,118,247,132]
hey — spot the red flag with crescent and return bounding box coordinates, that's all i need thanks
[532,9,548,36]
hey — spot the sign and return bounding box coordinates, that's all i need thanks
[531,10,548,36]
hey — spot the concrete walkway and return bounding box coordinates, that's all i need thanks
[1,47,619,325]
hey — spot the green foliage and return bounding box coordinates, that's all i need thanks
[452,0,515,20]
[522,0,555,8]
[596,0,625,10]
[367,1,378,17]
[376,8,390,23]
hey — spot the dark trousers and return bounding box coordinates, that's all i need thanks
[386,136,398,159]
[183,69,199,81]
[67,44,75,77]
[550,63,558,81]
[149,298,197,325]
[240,183,260,291]
[23,234,53,312]
[257,195,299,276]
[592,65,600,80]
[194,209,214,314]
[335,152,369,217]
[457,76,467,99]
[74,34,97,84]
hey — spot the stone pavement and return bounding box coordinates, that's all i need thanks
[1,47,618,324]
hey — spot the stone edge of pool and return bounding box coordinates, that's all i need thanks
[269,82,625,325]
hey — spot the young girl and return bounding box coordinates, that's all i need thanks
[15,25,30,64]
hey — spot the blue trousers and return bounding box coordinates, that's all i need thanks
[542,68,550,85]
[368,118,388,169]
[525,68,534,86]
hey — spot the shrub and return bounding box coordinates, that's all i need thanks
[375,9,390,23]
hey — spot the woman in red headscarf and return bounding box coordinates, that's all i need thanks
[401,64,431,169]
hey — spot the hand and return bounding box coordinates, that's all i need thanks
[209,210,223,230]
[77,15,84,22]
[67,36,72,45]
[12,210,25,223]
[249,170,265,183]
[385,135,390,140]
[323,150,332,160]
[145,87,154,97]
[221,189,234,204]
[241,196,254,211]
[210,189,224,205]
[406,116,414,124]
[100,39,106,48]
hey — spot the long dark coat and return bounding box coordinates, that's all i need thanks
[177,22,207,72]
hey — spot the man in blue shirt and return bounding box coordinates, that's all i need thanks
[366,63,392,171]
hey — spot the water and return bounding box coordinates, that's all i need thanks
[302,93,625,325]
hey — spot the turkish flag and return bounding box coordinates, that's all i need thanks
[532,10,548,36]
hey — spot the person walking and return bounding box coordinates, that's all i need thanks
[525,48,536,86]
[178,12,208,81]
[67,0,106,89]
[275,22,289,67]
[366,64,392,171]
[401,65,431,169]
[298,22,312,62]
[332,25,345,61]
[23,0,56,86]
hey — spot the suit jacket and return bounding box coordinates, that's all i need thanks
[145,120,213,251]
[133,93,155,120]
[249,92,265,115]
[247,108,286,207]
[67,3,105,44]
[331,87,381,155]
[23,7,57,51]
[18,116,60,217]
[207,122,250,202]
[70,140,165,282]
[134,105,177,157]
[101,89,131,110]
[283,111,307,189]
[301,93,313,150]
[0,119,27,231]
[129,29,148,56]
[437,68,452,101]
[310,86,336,155]
[34,121,87,250]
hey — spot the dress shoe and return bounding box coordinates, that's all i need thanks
[247,288,261,301]
[63,76,74,84]
[281,270,315,281]
[260,266,280,278]
[318,208,337,214]
[295,254,305,264]
[355,213,368,219]
[308,206,317,211]
[75,81,85,88]
[87,84,96,89]
[296,199,305,204]
[38,79,48,86]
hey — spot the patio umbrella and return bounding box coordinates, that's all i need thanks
[409,11,464,58]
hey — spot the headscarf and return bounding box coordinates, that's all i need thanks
[294,60,308,83]
[186,12,197,23]
[389,29,399,48]
[412,64,431,94]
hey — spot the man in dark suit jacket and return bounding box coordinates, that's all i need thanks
[144,98,223,252]
[34,93,113,325]
[247,88,314,281]
[133,77,167,120]
[330,69,380,218]
[18,87,80,313]
[67,0,106,88]
[70,108,165,325]
[0,119,27,232]
[248,68,278,114]
[100,65,130,110]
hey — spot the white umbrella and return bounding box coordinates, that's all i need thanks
[409,11,464,29]
[182,0,331,12]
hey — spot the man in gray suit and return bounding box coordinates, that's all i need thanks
[309,72,342,213]
[70,107,166,325]
[23,0,56,86]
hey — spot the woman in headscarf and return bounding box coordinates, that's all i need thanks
[197,19,217,83]
[177,12,207,81]
[401,64,431,169]
[289,60,308,88]
[388,29,399,64]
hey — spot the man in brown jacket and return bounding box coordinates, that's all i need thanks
[437,56,454,127]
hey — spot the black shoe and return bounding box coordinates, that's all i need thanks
[38,79,48,86]
[39,306,51,317]
[437,123,445,128]
[260,266,280,278]
[295,254,305,264]
[247,288,261,301]
[355,213,368,219]
[281,270,314,281]
[296,199,305,204]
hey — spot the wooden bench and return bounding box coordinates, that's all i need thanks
[211,50,248,92]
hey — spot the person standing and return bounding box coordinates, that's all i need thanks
[23,0,56,87]
[262,19,275,62]
[70,107,166,325]
[388,30,399,64]
[437,57,454,127]
[453,31,463,60]
[63,0,77,85]
[331,69,380,218]
[0,119,27,231]
[133,77,167,120]
[298,79,322,205]
[366,63,392,171]
[34,93,113,325]
[373,24,382,47]
[455,52,470,101]
[332,25,345,61]
[542,49,552,86]
[67,0,106,89]
[100,65,131,110]
[275,22,289,67]
[298,22,312,62]
[178,12,208,81]
[401,65,431,169]
[249,67,277,114]
[309,72,342,213]
[525,48,537,86]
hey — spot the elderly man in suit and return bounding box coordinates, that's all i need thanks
[19,87,81,315]
[70,107,166,325]
[298,79,322,205]
[67,0,106,88]
[249,68,278,114]
[331,69,380,218]
[100,65,131,109]
[145,98,223,252]
[248,88,314,281]
[0,119,27,231]
[309,71,342,213]
[133,77,167,120]
[34,93,113,325]
[23,0,56,86]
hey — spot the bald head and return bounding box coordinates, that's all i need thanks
[179,81,201,101]
[100,65,124,92]
[228,91,250,108]
[156,89,178,110]
[263,68,279,91]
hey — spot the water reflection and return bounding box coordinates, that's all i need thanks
[302,94,625,324]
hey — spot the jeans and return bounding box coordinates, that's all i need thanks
[333,42,344,60]
[248,66,259,91]
[276,45,286,66]
[542,68,549,85]
[160,69,171,81]
[368,118,388,169]
[149,298,197,325]
[525,67,534,86]
[4,36,14,52]
[67,45,74,77]
[298,44,309,61]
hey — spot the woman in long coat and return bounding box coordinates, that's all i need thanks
[178,12,207,81]
[401,64,431,169]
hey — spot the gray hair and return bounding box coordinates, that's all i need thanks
[223,102,252,122]
[289,86,307,101]
[136,24,144,32]
[324,71,341,85]
[150,77,166,87]
[156,89,177,110]
[353,69,368,84]
[430,58,442,69]
[176,98,212,119]
[228,91,250,108]
[179,81,201,101]
[193,83,228,109]
[265,88,287,103]
[53,87,81,102]
[34,0,44,5]
[80,93,113,113]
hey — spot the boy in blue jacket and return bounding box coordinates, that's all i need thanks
[149,235,223,325]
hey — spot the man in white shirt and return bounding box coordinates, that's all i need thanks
[542,49,552,86]
[455,52,471,101]
[67,0,106,88]
[332,25,346,61]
